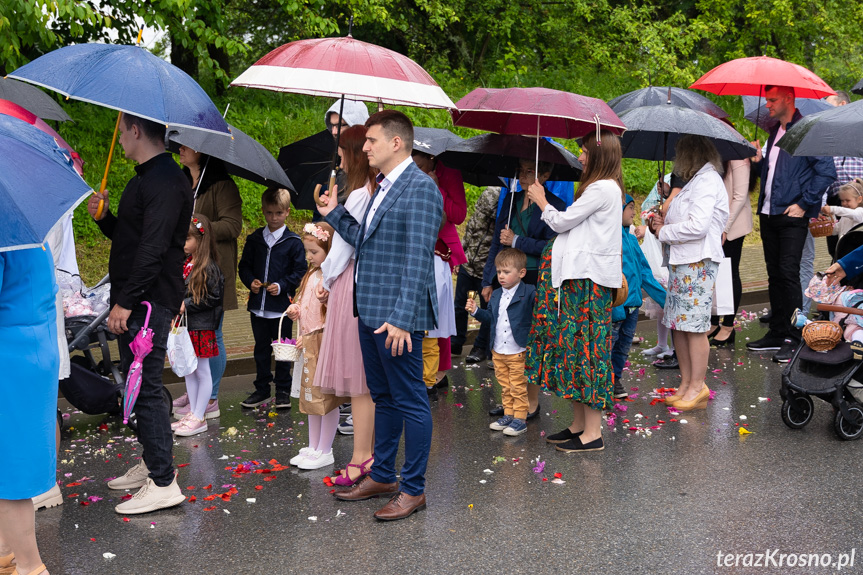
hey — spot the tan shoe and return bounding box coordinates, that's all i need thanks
[373,492,427,521]
[333,476,398,501]
[114,477,184,515]
[672,384,710,411]
[107,460,149,490]
[32,484,62,510]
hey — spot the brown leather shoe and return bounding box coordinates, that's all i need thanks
[333,476,399,501]
[373,492,427,521]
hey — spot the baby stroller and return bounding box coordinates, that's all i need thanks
[780,303,863,440]
[61,274,172,430]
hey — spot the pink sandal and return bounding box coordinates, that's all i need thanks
[332,456,374,487]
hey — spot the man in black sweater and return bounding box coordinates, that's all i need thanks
[87,113,192,515]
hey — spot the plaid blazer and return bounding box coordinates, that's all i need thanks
[325,161,443,332]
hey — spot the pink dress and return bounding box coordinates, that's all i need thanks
[315,187,371,396]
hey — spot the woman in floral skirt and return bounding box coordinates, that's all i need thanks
[525,130,624,453]
[649,135,729,411]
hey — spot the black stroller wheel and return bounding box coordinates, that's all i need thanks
[781,395,814,429]
[126,387,174,433]
[833,403,863,440]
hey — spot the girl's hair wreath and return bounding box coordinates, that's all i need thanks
[303,223,330,241]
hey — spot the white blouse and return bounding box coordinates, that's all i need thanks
[321,185,373,291]
[541,179,622,289]
[658,163,729,265]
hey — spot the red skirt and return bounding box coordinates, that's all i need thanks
[189,330,219,359]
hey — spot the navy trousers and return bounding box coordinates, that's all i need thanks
[357,318,432,496]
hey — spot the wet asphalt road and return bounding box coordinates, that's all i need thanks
[37,305,863,575]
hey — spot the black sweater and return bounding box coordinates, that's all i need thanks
[97,153,193,313]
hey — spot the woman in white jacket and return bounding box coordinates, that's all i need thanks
[650,135,729,411]
[526,130,623,453]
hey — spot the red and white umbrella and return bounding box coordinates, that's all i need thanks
[231,36,455,109]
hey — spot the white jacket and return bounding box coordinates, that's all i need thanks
[659,163,729,265]
[541,179,622,289]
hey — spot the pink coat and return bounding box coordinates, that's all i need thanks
[435,162,467,269]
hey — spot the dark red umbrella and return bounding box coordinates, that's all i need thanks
[451,87,625,139]
[690,56,835,99]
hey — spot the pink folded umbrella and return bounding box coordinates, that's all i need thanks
[123,301,154,424]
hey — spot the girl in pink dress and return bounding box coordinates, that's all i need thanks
[315,125,377,485]
[287,222,339,470]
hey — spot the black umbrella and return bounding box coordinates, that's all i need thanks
[609,86,727,119]
[618,104,756,162]
[852,78,863,96]
[436,133,582,182]
[742,95,831,131]
[278,130,335,210]
[777,99,863,157]
[0,77,72,122]
[412,127,505,187]
[168,123,293,193]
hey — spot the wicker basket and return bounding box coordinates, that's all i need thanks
[271,309,301,362]
[802,321,843,352]
[809,217,835,238]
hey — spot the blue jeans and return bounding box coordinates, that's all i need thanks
[209,315,226,400]
[118,302,175,487]
[358,318,431,496]
[611,307,639,383]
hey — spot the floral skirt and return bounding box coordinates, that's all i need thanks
[662,259,719,333]
[189,329,219,358]
[525,241,614,411]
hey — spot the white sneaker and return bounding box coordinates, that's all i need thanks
[297,449,334,470]
[641,345,670,357]
[114,477,185,515]
[174,416,207,437]
[108,460,150,490]
[32,483,63,510]
[289,446,314,466]
[657,348,675,359]
[337,415,354,435]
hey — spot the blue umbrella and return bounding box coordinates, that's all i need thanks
[743,95,832,132]
[8,44,228,134]
[0,115,92,251]
[9,42,229,219]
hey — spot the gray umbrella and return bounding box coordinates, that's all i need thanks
[0,77,72,122]
[776,99,863,157]
[618,104,756,162]
[743,95,831,131]
[168,124,293,191]
[413,127,463,157]
[609,86,727,119]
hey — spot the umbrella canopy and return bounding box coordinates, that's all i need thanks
[451,87,625,139]
[0,99,83,175]
[609,86,727,119]
[690,56,835,99]
[9,44,229,134]
[168,124,293,190]
[123,301,154,424]
[742,95,832,131]
[437,133,583,182]
[853,78,863,96]
[0,115,92,251]
[0,77,72,122]
[278,130,335,210]
[777,99,863,157]
[231,36,455,109]
[412,127,504,187]
[617,105,756,161]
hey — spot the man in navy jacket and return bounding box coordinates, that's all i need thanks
[746,85,836,363]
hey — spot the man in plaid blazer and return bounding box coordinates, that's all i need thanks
[319,109,443,521]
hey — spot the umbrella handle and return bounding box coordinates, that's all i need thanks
[312,171,336,207]
[95,112,122,219]
[142,300,152,329]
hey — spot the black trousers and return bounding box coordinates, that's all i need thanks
[711,235,745,327]
[760,214,808,338]
[249,313,293,394]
